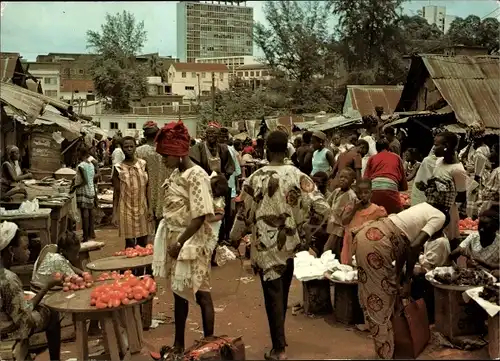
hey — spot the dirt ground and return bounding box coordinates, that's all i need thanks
[36,228,489,361]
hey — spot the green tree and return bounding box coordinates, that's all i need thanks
[253,1,341,113]
[330,0,405,84]
[447,15,500,53]
[397,15,445,54]
[86,11,148,111]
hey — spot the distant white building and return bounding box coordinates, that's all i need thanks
[27,62,61,99]
[167,62,229,100]
[421,5,457,33]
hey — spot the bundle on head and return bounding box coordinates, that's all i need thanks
[155,121,191,157]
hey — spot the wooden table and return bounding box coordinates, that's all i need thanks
[431,281,487,338]
[0,209,51,246]
[86,255,154,330]
[79,241,105,270]
[86,255,153,272]
[43,281,149,361]
[1,197,72,244]
[329,279,364,325]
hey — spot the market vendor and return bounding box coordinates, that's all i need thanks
[449,208,499,278]
[352,202,448,359]
[0,221,61,361]
[32,231,84,287]
[1,145,32,200]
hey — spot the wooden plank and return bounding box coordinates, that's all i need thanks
[112,311,127,356]
[74,317,89,361]
[489,314,499,359]
[101,317,121,361]
[123,308,141,354]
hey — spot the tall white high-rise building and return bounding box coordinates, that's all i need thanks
[422,5,446,32]
[176,1,254,63]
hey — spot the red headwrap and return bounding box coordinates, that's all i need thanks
[207,121,221,129]
[155,120,191,157]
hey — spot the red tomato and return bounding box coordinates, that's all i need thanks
[124,270,132,276]
[71,284,79,290]
[70,275,78,283]
[121,298,130,305]
[127,292,134,300]
[149,285,157,293]
[79,285,86,290]
[53,272,62,280]
[90,298,96,306]
[63,286,70,292]
[141,289,150,298]
[100,294,110,304]
[96,301,107,309]
[133,292,143,301]
[85,282,93,288]
[64,276,71,283]
[146,244,153,250]
[107,300,114,308]
[112,298,121,308]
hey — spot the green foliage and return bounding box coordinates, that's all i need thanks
[398,15,446,54]
[86,11,148,111]
[447,16,500,53]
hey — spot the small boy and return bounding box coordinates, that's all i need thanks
[419,229,451,272]
[309,172,330,255]
[209,174,229,266]
[324,167,357,257]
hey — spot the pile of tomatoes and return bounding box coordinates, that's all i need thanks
[399,193,411,206]
[54,272,94,292]
[113,244,153,258]
[90,271,157,309]
[459,218,479,231]
[96,270,127,282]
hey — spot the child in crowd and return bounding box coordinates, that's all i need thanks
[209,174,229,266]
[324,167,357,257]
[419,229,451,271]
[340,179,387,265]
[309,171,330,255]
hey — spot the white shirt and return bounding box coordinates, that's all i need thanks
[420,236,451,271]
[389,202,446,243]
[359,135,377,176]
[287,142,295,158]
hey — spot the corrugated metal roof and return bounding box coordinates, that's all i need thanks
[0,53,20,82]
[61,79,95,92]
[345,85,403,117]
[421,55,500,129]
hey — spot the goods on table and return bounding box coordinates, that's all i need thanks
[113,244,153,257]
[96,270,129,281]
[399,193,411,206]
[57,271,94,292]
[90,271,157,309]
[479,284,500,306]
[432,268,494,287]
[294,250,339,281]
[459,218,479,231]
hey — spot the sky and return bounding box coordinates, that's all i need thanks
[1,1,499,62]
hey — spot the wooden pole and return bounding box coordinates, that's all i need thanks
[197,73,201,105]
[211,72,215,122]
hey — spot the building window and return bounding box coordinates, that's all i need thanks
[95,122,101,128]
[44,90,58,98]
[86,94,95,101]
[250,71,254,76]
[219,72,224,80]
[201,72,206,78]
[192,72,197,78]
[256,71,260,76]
[262,71,269,76]
[128,122,137,129]
[202,90,210,96]
[74,90,79,93]
[182,72,187,78]
[78,69,84,75]
[237,72,243,77]
[44,77,57,85]
[244,71,249,76]
[110,122,119,130]
[185,86,195,90]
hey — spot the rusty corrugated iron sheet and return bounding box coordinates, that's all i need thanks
[420,55,500,129]
[347,85,403,117]
[0,53,20,82]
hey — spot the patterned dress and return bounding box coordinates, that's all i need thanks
[232,165,330,282]
[115,159,152,239]
[136,144,170,219]
[161,165,216,304]
[75,161,96,209]
[0,268,51,340]
[352,218,410,359]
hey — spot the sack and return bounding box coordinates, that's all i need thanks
[393,298,430,359]
[184,335,245,361]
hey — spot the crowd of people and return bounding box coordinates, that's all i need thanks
[0,113,499,361]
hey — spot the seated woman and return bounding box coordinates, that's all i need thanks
[0,221,61,361]
[449,208,499,278]
[32,231,83,288]
[1,145,32,201]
